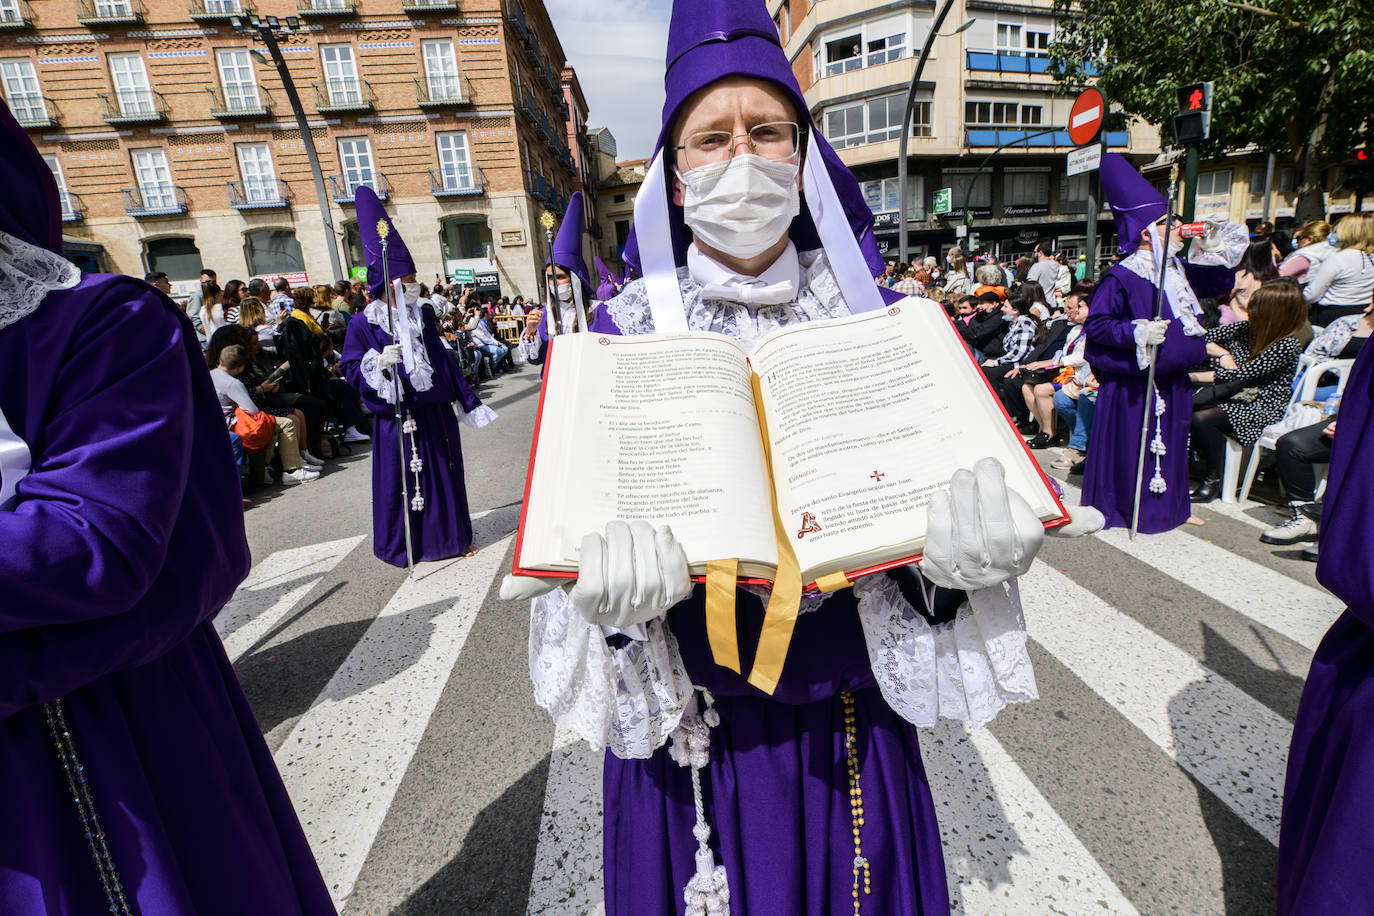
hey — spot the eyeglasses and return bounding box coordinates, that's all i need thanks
[673,121,802,171]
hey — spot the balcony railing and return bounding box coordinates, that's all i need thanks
[123,184,188,217]
[401,0,457,10]
[98,89,168,124]
[59,191,84,222]
[965,50,1051,75]
[525,32,541,64]
[228,178,290,209]
[429,167,483,197]
[208,86,270,118]
[963,128,1129,148]
[530,174,548,202]
[516,91,536,123]
[329,173,389,203]
[188,0,248,20]
[76,0,145,24]
[296,0,355,16]
[509,6,528,41]
[820,45,909,80]
[8,94,58,128]
[415,74,472,107]
[313,79,373,112]
[0,0,34,28]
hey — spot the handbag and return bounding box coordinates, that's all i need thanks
[1019,367,1061,385]
[233,407,276,452]
[1192,378,1248,409]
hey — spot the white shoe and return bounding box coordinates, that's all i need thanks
[301,451,325,467]
[285,467,319,484]
[343,426,370,442]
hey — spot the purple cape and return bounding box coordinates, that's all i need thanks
[340,305,483,567]
[0,277,334,914]
[1080,264,1207,533]
[1278,342,1374,913]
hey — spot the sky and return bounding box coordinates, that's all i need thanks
[544,0,671,162]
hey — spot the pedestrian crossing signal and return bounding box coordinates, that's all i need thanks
[1173,82,1214,144]
[1175,82,1213,115]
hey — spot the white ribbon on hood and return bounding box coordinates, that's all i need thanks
[365,281,434,394]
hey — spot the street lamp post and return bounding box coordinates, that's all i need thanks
[897,1,974,266]
[231,14,344,282]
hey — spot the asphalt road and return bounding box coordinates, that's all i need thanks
[225,357,1339,916]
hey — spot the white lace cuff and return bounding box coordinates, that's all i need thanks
[0,229,82,332]
[853,574,1037,729]
[1132,320,1154,370]
[360,348,399,404]
[1188,219,1250,268]
[528,589,694,759]
[456,403,497,429]
[518,335,543,362]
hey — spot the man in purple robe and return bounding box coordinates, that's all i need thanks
[519,190,595,371]
[340,188,495,568]
[0,100,334,914]
[1278,340,1374,913]
[1080,154,1242,533]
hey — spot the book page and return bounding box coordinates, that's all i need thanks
[749,304,1062,582]
[521,331,779,575]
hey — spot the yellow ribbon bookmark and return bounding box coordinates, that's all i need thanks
[705,558,741,674]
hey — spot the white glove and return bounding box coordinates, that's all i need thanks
[377,344,403,371]
[919,458,1044,592]
[499,574,563,601]
[1046,503,1105,538]
[1144,319,1169,347]
[1199,218,1227,253]
[570,520,692,629]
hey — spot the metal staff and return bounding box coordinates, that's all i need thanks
[377,218,415,571]
[1130,169,1179,540]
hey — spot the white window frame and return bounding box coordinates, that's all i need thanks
[320,45,361,106]
[236,142,277,203]
[216,48,260,112]
[43,154,75,220]
[0,58,45,124]
[95,0,135,16]
[131,148,176,210]
[862,175,924,221]
[421,39,461,100]
[1025,29,1050,57]
[337,136,376,195]
[817,13,912,78]
[965,100,1023,128]
[1196,169,1232,198]
[109,53,154,116]
[825,92,931,150]
[996,23,1022,55]
[0,0,26,25]
[942,168,992,210]
[1004,168,1050,207]
[435,131,474,191]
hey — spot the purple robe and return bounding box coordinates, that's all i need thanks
[1278,342,1374,914]
[589,307,950,916]
[0,276,334,914]
[1081,264,1207,534]
[341,304,483,567]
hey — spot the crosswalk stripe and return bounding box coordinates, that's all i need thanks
[1022,560,1290,844]
[925,721,1140,916]
[272,506,521,911]
[1057,479,1340,652]
[216,535,366,663]
[526,727,607,916]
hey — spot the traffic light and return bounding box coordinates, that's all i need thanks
[1173,82,1214,144]
[1339,148,1373,196]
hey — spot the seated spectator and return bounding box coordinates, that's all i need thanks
[892,266,924,298]
[221,279,245,327]
[211,344,318,485]
[238,295,275,345]
[331,280,353,315]
[1233,237,1280,316]
[1196,296,1223,331]
[275,289,336,456]
[1258,417,1335,559]
[954,295,976,323]
[471,307,513,372]
[1305,213,1374,327]
[1189,279,1308,503]
[973,263,1008,302]
[960,291,1006,361]
[1304,289,1373,363]
[981,287,1046,406]
[1010,283,1095,453]
[943,252,972,298]
[1279,220,1335,283]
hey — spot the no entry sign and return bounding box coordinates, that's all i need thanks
[1069,87,1106,146]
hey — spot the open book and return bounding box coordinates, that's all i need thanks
[514,303,1067,589]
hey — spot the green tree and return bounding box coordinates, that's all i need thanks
[1050,0,1374,221]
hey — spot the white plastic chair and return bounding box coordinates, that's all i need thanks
[1236,357,1355,503]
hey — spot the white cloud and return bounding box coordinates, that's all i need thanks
[545,0,671,161]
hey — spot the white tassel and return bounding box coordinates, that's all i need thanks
[1147,393,1168,494]
[673,692,731,916]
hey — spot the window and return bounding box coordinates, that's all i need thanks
[824,34,864,76]
[965,101,1022,127]
[130,148,176,209]
[866,94,905,143]
[216,49,260,112]
[1196,170,1232,197]
[108,53,154,116]
[236,143,277,203]
[1060,172,1091,211]
[95,0,135,16]
[245,229,305,277]
[942,169,992,210]
[435,131,474,191]
[826,94,931,149]
[825,102,865,149]
[1004,169,1050,206]
[1248,165,1297,196]
[1026,30,1050,57]
[144,237,203,283]
[1021,105,1043,126]
[614,219,630,248]
[996,24,1022,54]
[320,45,361,106]
[866,33,906,67]
[0,0,27,24]
[204,0,243,11]
[613,193,626,204]
[43,155,76,220]
[0,58,45,124]
[337,137,375,194]
[861,175,923,220]
[421,39,461,100]
[439,218,491,261]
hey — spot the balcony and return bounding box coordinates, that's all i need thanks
[965,50,1051,75]
[401,0,457,10]
[76,0,144,25]
[415,74,472,107]
[8,94,58,129]
[963,128,1130,148]
[59,191,84,222]
[429,167,483,198]
[188,0,248,21]
[820,45,907,80]
[329,174,389,203]
[313,79,373,113]
[525,32,541,64]
[508,6,528,42]
[228,178,290,209]
[98,90,168,124]
[123,184,188,217]
[530,174,548,202]
[516,90,536,123]
[0,0,34,28]
[296,0,355,17]
[208,86,270,118]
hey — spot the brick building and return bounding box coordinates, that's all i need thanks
[0,0,583,300]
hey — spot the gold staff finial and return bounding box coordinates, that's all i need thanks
[376,218,391,241]
[539,210,556,231]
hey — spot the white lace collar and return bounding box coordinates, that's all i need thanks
[1118,227,1205,339]
[686,241,802,307]
[0,229,81,333]
[364,292,434,393]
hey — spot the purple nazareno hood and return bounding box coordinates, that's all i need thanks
[0,98,62,254]
[356,184,417,298]
[1100,153,1167,253]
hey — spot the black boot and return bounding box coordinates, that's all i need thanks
[1190,474,1222,503]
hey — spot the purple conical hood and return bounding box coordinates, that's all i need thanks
[627,0,884,276]
[593,255,620,301]
[548,191,592,298]
[0,98,62,254]
[1100,153,1166,253]
[356,184,416,298]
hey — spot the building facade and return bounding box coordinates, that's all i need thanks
[0,0,582,301]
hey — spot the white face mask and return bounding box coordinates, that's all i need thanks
[552,281,574,303]
[677,154,801,259]
[402,281,421,304]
